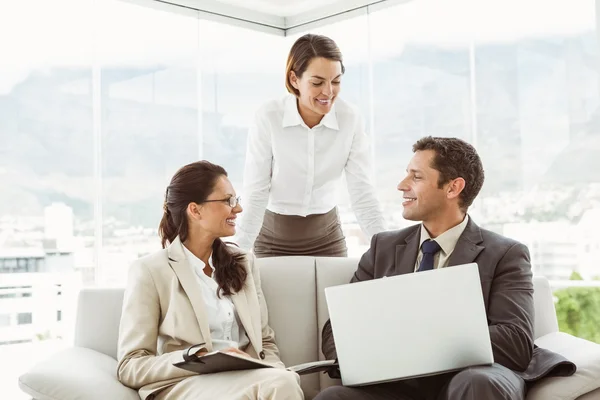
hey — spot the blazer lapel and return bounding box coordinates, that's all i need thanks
[167,237,214,351]
[447,218,485,266]
[394,226,421,275]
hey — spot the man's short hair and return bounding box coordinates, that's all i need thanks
[412,136,485,210]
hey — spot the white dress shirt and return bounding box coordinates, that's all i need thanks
[182,245,249,351]
[236,94,386,250]
[414,215,470,271]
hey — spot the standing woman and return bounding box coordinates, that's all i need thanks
[236,33,386,258]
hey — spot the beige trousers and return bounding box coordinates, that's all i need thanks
[153,368,304,400]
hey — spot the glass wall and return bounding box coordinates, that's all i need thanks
[0,0,94,341]
[366,0,600,343]
[0,0,94,397]
[369,0,474,228]
[368,0,600,282]
[198,20,287,190]
[1,1,600,396]
[97,0,201,284]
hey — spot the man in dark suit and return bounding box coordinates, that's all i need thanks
[316,137,574,400]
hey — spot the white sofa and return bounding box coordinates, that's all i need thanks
[19,257,600,400]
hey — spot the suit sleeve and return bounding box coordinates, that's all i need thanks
[488,242,535,371]
[322,233,379,361]
[117,260,196,389]
[249,253,285,368]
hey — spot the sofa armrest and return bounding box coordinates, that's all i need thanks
[19,346,139,400]
[527,332,600,400]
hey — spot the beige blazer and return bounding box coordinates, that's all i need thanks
[117,236,284,400]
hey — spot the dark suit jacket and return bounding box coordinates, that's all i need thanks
[322,218,575,384]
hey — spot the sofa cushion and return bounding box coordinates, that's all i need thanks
[575,387,600,399]
[257,256,320,399]
[527,332,600,400]
[19,347,139,400]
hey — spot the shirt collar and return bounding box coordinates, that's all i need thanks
[182,244,215,276]
[282,94,339,131]
[320,107,339,130]
[419,214,470,256]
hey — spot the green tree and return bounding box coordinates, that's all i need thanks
[569,271,584,280]
[555,286,600,343]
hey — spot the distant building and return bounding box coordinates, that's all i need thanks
[0,248,77,345]
[576,208,600,280]
[503,221,578,280]
[44,203,74,251]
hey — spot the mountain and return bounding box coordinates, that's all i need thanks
[1,32,599,227]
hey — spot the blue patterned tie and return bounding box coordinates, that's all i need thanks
[418,239,442,272]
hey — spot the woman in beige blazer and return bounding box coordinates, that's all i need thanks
[116,160,304,400]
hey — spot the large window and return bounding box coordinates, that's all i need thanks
[369,0,474,227]
[368,0,600,280]
[0,0,93,332]
[0,1,93,396]
[473,0,599,281]
[98,0,201,285]
[198,20,287,191]
[366,0,600,343]
[97,6,289,286]
[2,0,600,397]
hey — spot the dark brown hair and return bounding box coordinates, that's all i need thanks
[413,136,485,210]
[285,33,345,96]
[159,160,246,296]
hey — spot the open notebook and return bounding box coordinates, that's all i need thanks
[173,350,337,375]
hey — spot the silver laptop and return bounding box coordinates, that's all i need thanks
[324,263,493,386]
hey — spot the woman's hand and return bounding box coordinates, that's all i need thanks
[223,347,251,358]
[194,349,208,357]
[193,347,251,359]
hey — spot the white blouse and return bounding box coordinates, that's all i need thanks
[182,245,249,351]
[236,94,386,250]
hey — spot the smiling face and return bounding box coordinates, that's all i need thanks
[397,150,451,223]
[289,56,342,127]
[189,175,242,239]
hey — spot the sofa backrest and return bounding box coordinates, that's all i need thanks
[313,257,358,391]
[73,256,559,399]
[532,275,559,338]
[74,287,124,360]
[256,256,321,399]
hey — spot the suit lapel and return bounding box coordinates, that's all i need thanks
[395,226,421,275]
[167,237,213,351]
[394,218,485,274]
[447,218,485,266]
